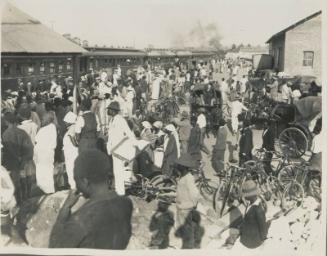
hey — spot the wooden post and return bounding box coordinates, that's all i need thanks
[72,54,80,114]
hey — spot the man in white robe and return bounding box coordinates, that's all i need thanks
[107,102,135,196]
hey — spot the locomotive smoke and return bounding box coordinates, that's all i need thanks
[171,21,223,51]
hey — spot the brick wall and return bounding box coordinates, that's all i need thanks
[284,14,321,83]
[269,35,285,71]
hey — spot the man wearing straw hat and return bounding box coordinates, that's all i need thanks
[234,180,267,250]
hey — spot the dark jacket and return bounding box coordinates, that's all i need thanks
[239,127,253,155]
[187,125,209,161]
[262,127,274,151]
[50,195,133,249]
[215,125,228,150]
[162,134,178,176]
[2,126,34,172]
[240,203,267,249]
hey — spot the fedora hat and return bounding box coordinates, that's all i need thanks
[242,180,259,197]
[174,154,198,169]
[107,101,120,111]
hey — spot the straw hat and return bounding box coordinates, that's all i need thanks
[242,180,259,197]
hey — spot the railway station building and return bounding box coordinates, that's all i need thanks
[266,11,322,84]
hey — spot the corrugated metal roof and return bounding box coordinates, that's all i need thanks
[176,51,192,56]
[83,51,145,57]
[1,3,86,53]
[266,10,321,43]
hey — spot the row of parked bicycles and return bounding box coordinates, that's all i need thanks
[124,146,321,219]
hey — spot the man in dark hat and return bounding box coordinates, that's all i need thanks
[49,150,133,249]
[107,101,135,196]
[173,111,192,155]
[174,154,202,249]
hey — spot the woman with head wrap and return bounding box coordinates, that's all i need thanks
[34,112,57,194]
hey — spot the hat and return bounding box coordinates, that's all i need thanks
[11,91,18,96]
[153,121,163,129]
[141,121,152,129]
[198,108,206,113]
[181,111,189,119]
[107,101,120,111]
[164,124,176,132]
[174,154,198,169]
[242,180,259,197]
[63,111,77,124]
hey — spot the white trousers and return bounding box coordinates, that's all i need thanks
[126,101,133,118]
[35,149,55,194]
[113,155,127,196]
[231,115,239,133]
[64,148,78,190]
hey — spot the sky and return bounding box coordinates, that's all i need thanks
[7,0,324,49]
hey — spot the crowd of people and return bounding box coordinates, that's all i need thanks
[1,57,322,250]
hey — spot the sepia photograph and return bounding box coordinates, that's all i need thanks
[0,0,325,255]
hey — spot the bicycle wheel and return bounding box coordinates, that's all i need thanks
[199,180,217,201]
[213,181,232,217]
[149,175,177,188]
[277,165,296,187]
[308,176,321,201]
[279,127,308,158]
[266,176,283,203]
[281,181,304,210]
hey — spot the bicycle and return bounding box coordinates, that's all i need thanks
[192,161,218,201]
[125,173,177,204]
[282,162,321,210]
[213,163,247,218]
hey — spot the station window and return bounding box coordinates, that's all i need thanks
[303,51,314,67]
[49,62,55,73]
[66,61,72,71]
[40,62,45,74]
[3,63,10,76]
[58,63,63,73]
[27,64,34,74]
[16,63,23,75]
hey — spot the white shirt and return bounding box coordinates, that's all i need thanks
[126,86,135,102]
[98,82,112,97]
[186,73,191,82]
[151,78,161,100]
[281,84,291,100]
[63,124,78,154]
[311,133,322,153]
[230,100,248,117]
[220,81,229,93]
[197,113,206,129]
[240,82,247,94]
[18,120,38,145]
[107,114,135,155]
